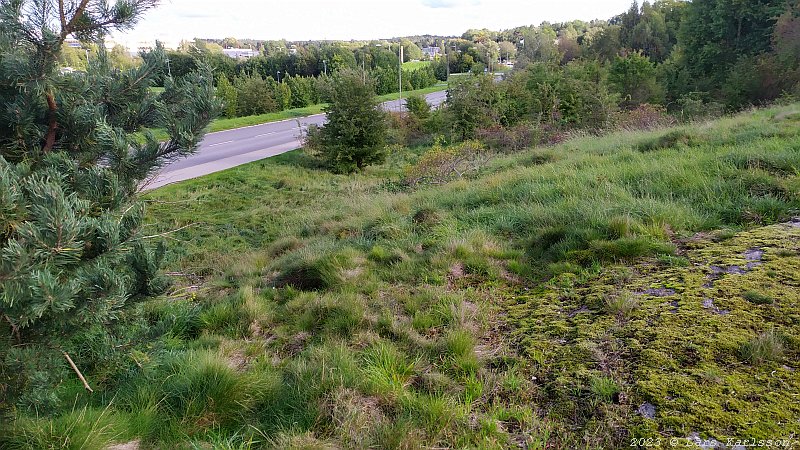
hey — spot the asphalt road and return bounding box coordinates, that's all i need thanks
[145,89,448,190]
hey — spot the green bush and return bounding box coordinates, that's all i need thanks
[305,70,388,173]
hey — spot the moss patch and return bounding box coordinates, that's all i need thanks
[507,222,800,445]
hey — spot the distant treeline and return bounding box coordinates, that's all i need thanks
[152,0,799,119]
[155,40,439,118]
[390,0,800,149]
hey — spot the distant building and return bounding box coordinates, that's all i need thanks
[65,37,82,48]
[421,46,441,59]
[223,48,260,59]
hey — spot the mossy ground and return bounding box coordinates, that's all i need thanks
[507,222,800,447]
[3,104,800,448]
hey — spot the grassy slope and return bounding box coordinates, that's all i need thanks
[6,105,800,449]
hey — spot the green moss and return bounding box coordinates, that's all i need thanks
[508,222,800,443]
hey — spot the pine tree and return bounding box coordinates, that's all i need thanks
[305,69,387,173]
[0,0,219,409]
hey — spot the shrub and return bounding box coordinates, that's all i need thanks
[216,75,238,118]
[609,52,664,108]
[404,140,492,186]
[477,123,538,154]
[676,93,725,122]
[406,94,431,121]
[614,104,673,130]
[234,74,278,116]
[445,75,501,140]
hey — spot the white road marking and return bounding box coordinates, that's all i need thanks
[208,140,234,147]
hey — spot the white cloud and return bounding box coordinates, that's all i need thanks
[421,0,480,9]
[115,0,634,45]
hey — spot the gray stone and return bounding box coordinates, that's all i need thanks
[726,265,746,275]
[638,402,656,419]
[641,288,677,297]
[743,248,764,261]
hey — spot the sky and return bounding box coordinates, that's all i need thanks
[114,0,635,46]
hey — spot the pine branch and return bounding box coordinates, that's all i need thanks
[3,314,21,342]
[63,351,93,393]
[43,92,58,153]
[59,0,90,39]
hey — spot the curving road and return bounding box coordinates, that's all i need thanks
[146,89,448,190]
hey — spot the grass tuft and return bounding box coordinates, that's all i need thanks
[589,376,620,403]
[604,291,639,318]
[363,342,417,397]
[742,290,774,305]
[739,330,785,365]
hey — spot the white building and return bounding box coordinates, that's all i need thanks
[421,46,441,59]
[223,48,260,59]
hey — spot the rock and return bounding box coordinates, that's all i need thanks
[743,248,764,261]
[726,265,746,275]
[745,261,762,270]
[640,288,677,297]
[710,265,726,275]
[638,402,656,419]
[702,298,729,315]
[568,305,590,318]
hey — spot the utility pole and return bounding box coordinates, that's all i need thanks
[399,45,403,113]
[446,41,450,80]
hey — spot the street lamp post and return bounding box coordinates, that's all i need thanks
[277,70,281,83]
[323,59,327,76]
[398,45,404,113]
[446,41,450,80]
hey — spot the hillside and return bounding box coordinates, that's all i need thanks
[5,105,800,448]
